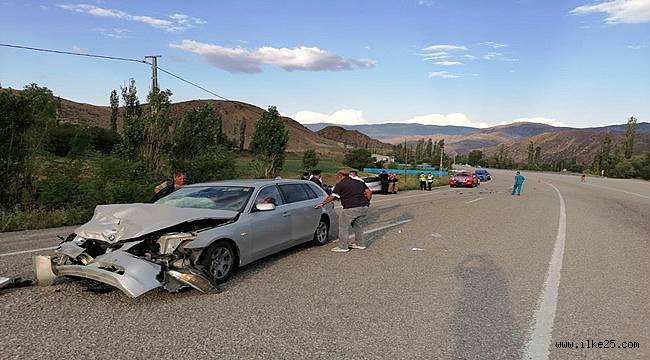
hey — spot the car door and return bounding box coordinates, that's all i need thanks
[248,185,292,259]
[278,183,321,242]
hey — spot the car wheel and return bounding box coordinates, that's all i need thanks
[205,241,237,284]
[312,217,330,246]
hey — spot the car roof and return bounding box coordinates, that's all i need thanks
[187,179,312,188]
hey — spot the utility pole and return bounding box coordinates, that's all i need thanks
[439,147,444,170]
[144,55,162,92]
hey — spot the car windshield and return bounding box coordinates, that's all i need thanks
[155,186,254,212]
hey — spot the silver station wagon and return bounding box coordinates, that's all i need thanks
[34,179,337,297]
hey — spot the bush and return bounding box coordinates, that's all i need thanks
[302,149,319,171]
[610,159,638,178]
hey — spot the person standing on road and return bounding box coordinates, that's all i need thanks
[379,170,390,194]
[426,172,434,191]
[419,172,427,191]
[315,169,372,252]
[512,171,525,196]
[581,174,586,183]
[151,171,187,202]
[388,173,399,194]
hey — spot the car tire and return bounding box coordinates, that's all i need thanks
[204,240,237,284]
[312,217,330,246]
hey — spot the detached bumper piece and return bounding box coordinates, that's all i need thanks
[34,250,218,298]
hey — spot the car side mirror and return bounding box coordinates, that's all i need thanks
[255,203,276,211]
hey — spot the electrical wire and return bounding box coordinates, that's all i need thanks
[0,43,145,64]
[1,43,267,116]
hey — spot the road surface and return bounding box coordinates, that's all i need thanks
[0,170,648,360]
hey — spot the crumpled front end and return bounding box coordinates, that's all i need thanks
[34,211,235,297]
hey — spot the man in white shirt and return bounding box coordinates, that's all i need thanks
[349,170,364,182]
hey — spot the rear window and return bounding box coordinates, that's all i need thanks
[279,184,312,203]
[302,184,320,199]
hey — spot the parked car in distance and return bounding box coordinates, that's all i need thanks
[474,169,491,181]
[449,172,479,188]
[34,179,337,298]
[361,176,383,193]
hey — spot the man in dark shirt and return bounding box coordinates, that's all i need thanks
[151,171,186,202]
[315,170,372,252]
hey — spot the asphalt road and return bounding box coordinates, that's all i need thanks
[0,170,648,360]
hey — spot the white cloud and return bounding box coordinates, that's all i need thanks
[428,71,461,79]
[434,61,463,66]
[170,40,377,73]
[418,0,434,6]
[407,113,488,127]
[57,4,206,32]
[570,0,650,24]
[627,44,646,49]
[462,54,477,60]
[479,41,508,48]
[482,52,518,61]
[421,52,452,60]
[422,44,468,52]
[71,45,86,53]
[290,109,369,125]
[96,27,131,39]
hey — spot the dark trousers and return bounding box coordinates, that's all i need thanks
[427,181,432,191]
[381,181,389,194]
[420,181,426,190]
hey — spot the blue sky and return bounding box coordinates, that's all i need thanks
[1,0,648,128]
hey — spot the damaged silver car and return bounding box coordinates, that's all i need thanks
[35,179,337,298]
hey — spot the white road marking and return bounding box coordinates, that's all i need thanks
[371,189,455,204]
[465,197,484,204]
[333,219,413,242]
[411,247,424,251]
[582,183,650,200]
[0,246,58,258]
[523,182,567,360]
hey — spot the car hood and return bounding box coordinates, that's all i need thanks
[75,203,239,243]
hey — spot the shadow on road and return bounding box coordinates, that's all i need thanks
[452,254,524,360]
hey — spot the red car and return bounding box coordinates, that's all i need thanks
[449,172,479,188]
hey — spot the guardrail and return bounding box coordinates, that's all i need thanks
[363,167,448,175]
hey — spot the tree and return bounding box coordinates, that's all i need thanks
[415,139,425,163]
[343,148,373,170]
[238,120,247,152]
[527,141,535,166]
[425,139,433,162]
[119,79,143,160]
[624,116,636,159]
[534,146,542,165]
[250,106,289,178]
[139,88,174,171]
[468,150,483,166]
[302,149,319,171]
[0,90,34,210]
[171,105,226,167]
[109,89,119,134]
[600,132,613,175]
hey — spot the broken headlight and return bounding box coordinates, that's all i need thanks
[157,233,195,255]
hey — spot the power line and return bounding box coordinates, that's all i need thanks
[1,42,266,117]
[0,43,145,64]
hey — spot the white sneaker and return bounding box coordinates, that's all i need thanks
[350,244,367,250]
[331,246,350,253]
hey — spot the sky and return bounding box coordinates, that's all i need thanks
[1,0,649,128]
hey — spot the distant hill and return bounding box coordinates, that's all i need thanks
[316,126,393,154]
[304,123,478,139]
[55,97,346,157]
[483,131,650,163]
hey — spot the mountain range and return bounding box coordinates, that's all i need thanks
[49,94,650,164]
